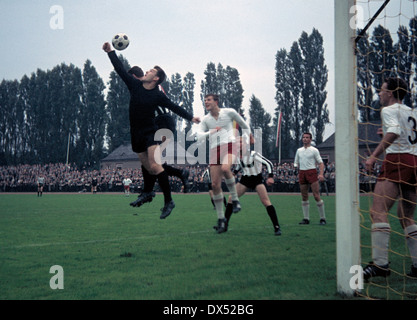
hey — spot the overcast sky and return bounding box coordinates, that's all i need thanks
[0,0,414,139]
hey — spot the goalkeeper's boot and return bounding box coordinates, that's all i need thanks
[363,261,390,282]
[160,200,175,219]
[130,191,155,207]
[274,227,282,236]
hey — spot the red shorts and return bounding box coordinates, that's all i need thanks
[209,142,238,166]
[378,153,417,185]
[299,169,318,185]
[124,185,130,190]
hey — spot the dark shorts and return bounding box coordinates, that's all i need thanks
[299,169,318,185]
[239,174,263,190]
[209,143,238,166]
[131,127,158,154]
[156,114,176,133]
[378,153,417,185]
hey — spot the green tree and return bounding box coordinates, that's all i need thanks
[106,54,131,152]
[248,95,272,158]
[369,25,395,94]
[200,62,244,113]
[356,29,378,121]
[182,72,196,150]
[0,80,22,164]
[165,73,183,125]
[274,48,296,159]
[298,29,329,145]
[274,29,329,160]
[78,59,107,167]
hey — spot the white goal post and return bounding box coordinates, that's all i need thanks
[334,0,361,297]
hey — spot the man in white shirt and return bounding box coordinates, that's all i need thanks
[196,94,251,233]
[37,176,45,197]
[294,132,326,225]
[123,176,132,196]
[364,77,417,281]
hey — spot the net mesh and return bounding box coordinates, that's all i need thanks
[355,0,417,299]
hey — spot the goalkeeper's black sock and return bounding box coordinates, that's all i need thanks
[142,165,156,193]
[156,170,172,204]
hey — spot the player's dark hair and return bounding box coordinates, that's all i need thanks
[385,77,407,101]
[154,66,166,85]
[302,132,312,139]
[205,94,220,105]
[128,66,144,78]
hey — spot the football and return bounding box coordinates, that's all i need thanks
[112,33,130,51]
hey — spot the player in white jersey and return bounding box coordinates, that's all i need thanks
[37,176,45,197]
[218,137,281,235]
[123,176,132,196]
[196,94,252,233]
[364,77,417,280]
[294,132,326,225]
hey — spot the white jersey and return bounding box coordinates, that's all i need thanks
[123,178,132,186]
[196,108,250,149]
[294,146,323,170]
[382,103,417,155]
[235,151,273,177]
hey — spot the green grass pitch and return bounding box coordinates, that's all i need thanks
[0,192,341,300]
[2,192,415,301]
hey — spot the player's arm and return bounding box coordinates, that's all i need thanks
[195,119,212,142]
[313,149,325,181]
[293,150,299,169]
[102,42,135,89]
[365,132,398,172]
[254,152,274,185]
[318,161,325,181]
[159,95,200,124]
[230,109,249,130]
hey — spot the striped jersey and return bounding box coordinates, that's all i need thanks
[235,151,274,177]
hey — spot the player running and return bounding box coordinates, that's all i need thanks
[217,137,281,235]
[196,94,252,232]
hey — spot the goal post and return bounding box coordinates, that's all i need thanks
[334,0,361,297]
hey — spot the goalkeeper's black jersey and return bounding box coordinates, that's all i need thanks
[107,51,193,131]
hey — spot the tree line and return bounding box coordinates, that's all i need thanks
[356,16,417,122]
[2,19,414,167]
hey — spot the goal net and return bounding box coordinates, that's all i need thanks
[336,0,417,299]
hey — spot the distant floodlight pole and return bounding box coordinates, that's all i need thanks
[335,0,360,297]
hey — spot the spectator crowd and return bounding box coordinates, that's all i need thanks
[0,161,341,194]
